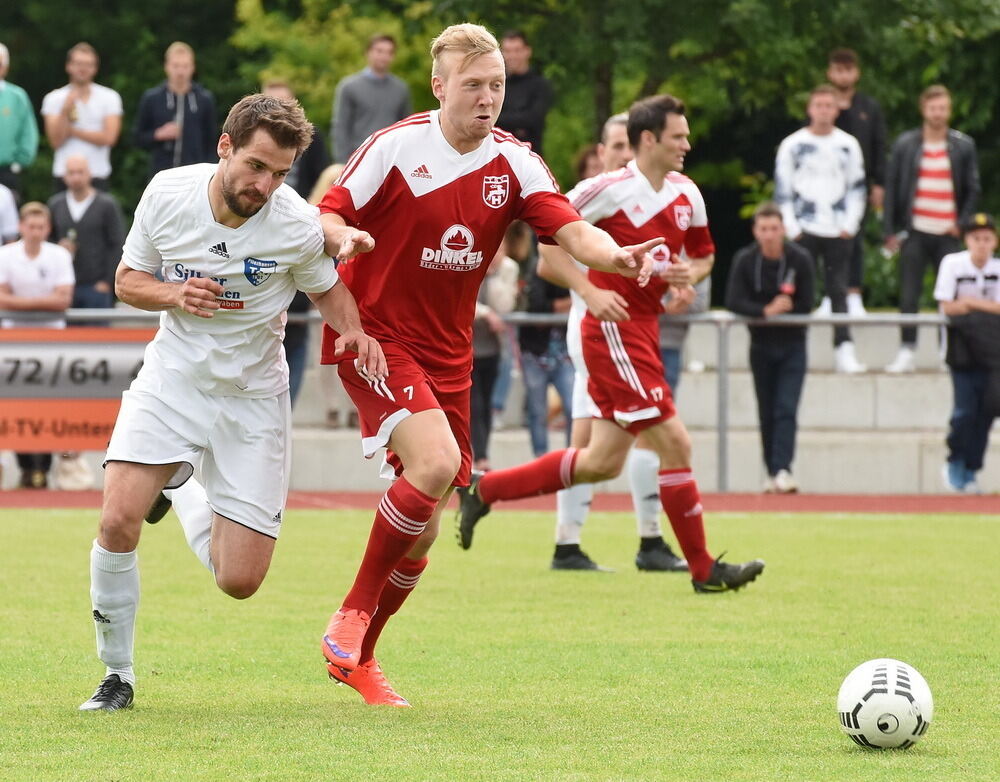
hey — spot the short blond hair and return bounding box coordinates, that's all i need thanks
[19,202,51,222]
[430,23,499,78]
[165,41,195,62]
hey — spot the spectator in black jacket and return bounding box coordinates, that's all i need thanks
[883,84,980,373]
[726,202,815,493]
[496,31,553,155]
[133,42,217,179]
[48,155,124,309]
[827,48,887,316]
[263,81,330,200]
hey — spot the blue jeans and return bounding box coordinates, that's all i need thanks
[521,346,574,457]
[749,340,807,475]
[71,284,113,326]
[285,334,308,407]
[947,368,993,472]
[660,347,681,393]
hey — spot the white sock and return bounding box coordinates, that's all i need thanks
[628,447,662,538]
[555,482,593,544]
[164,479,215,573]
[90,541,139,687]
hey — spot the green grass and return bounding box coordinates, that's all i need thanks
[1,507,998,781]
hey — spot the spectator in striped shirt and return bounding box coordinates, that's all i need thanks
[883,85,980,373]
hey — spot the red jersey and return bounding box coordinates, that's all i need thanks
[567,161,715,321]
[319,110,580,389]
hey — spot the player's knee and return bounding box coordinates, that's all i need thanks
[215,569,264,600]
[411,446,461,494]
[98,509,142,551]
[577,451,623,483]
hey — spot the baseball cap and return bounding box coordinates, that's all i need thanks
[962,212,996,234]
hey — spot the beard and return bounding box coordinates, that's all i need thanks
[221,170,267,218]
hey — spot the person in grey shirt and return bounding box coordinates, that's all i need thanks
[331,34,412,163]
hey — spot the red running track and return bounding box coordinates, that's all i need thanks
[0,489,996,514]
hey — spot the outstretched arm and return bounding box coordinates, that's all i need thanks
[552,219,661,286]
[308,281,387,380]
[537,243,629,321]
[320,212,375,263]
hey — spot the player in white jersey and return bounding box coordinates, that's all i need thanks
[79,95,385,712]
[549,112,690,572]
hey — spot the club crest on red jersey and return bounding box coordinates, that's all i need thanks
[674,204,693,230]
[483,175,510,209]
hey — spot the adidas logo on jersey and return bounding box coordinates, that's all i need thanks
[409,164,432,179]
[209,242,230,258]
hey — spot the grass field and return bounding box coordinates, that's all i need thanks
[1,506,998,781]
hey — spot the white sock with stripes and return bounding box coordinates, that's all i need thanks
[555,482,593,544]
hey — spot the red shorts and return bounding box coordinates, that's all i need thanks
[334,343,472,487]
[580,316,675,435]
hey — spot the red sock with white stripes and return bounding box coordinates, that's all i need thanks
[342,478,438,615]
[477,448,579,504]
[658,468,715,582]
[359,556,428,664]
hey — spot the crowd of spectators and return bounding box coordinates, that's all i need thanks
[0,35,995,495]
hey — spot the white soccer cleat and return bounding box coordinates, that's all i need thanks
[835,341,867,374]
[885,347,916,374]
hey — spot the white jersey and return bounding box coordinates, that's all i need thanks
[933,250,1000,304]
[122,163,339,397]
[0,240,75,328]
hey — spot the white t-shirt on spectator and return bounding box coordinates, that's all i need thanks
[933,250,1000,304]
[0,185,17,242]
[0,240,76,328]
[41,83,124,178]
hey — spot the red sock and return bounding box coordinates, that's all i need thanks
[342,478,438,614]
[658,469,714,582]
[359,556,428,664]
[478,448,578,504]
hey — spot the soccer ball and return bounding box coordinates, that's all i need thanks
[837,659,933,749]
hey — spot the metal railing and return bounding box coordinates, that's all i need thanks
[2,307,949,491]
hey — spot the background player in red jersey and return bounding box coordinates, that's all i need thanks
[457,94,765,595]
[314,23,662,706]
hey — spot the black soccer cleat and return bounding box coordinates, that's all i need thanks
[455,471,491,550]
[635,543,689,573]
[79,674,134,712]
[692,556,765,594]
[551,548,614,572]
[145,491,172,524]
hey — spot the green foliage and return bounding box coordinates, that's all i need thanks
[3,508,1000,780]
[231,0,443,138]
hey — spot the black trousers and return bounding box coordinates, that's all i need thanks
[470,353,500,462]
[898,230,962,346]
[749,340,807,476]
[797,233,852,345]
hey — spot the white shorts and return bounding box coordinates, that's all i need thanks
[566,304,598,420]
[105,365,291,538]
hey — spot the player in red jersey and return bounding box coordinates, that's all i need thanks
[457,94,765,595]
[314,24,662,706]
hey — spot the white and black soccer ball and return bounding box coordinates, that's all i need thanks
[837,658,933,749]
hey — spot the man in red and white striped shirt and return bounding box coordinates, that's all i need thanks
[883,85,980,373]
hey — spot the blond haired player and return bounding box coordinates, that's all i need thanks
[316,23,660,706]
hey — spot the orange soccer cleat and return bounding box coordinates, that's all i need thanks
[321,608,371,672]
[328,659,410,707]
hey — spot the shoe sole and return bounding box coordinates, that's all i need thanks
[145,493,172,524]
[326,662,410,707]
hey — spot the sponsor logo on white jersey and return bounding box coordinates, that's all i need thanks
[409,164,432,179]
[420,224,484,272]
[674,204,693,230]
[483,175,509,208]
